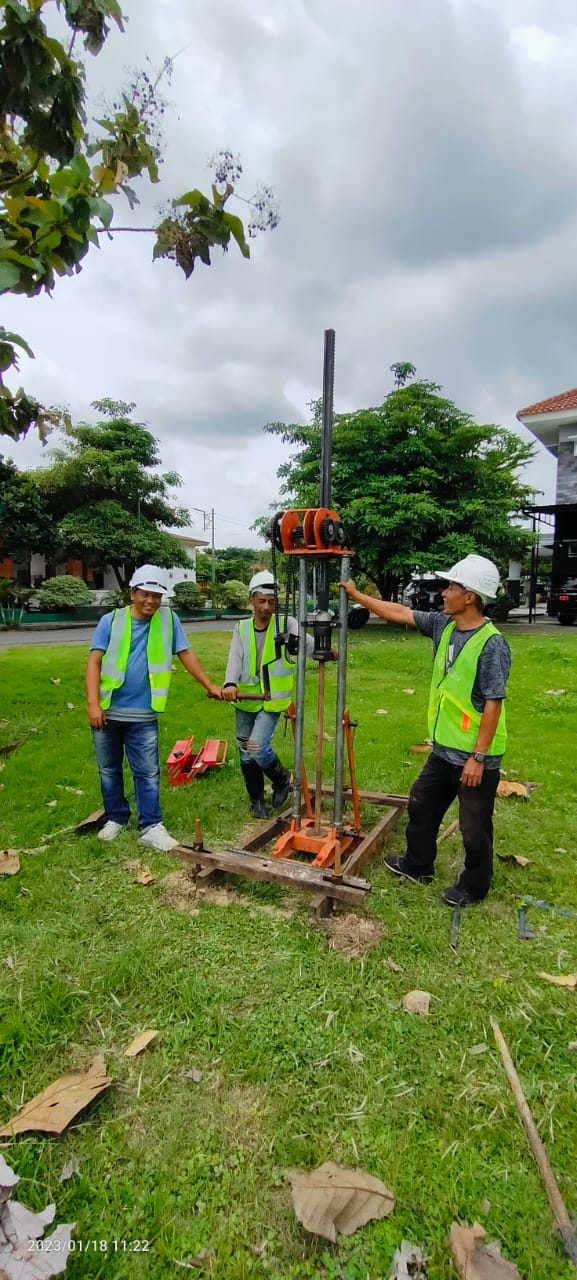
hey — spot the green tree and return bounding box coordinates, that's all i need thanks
[0,454,57,562]
[36,400,192,589]
[37,573,91,610]
[264,370,536,599]
[0,2,278,440]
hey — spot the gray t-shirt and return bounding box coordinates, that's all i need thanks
[412,611,511,768]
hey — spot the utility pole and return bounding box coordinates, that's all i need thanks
[191,506,216,584]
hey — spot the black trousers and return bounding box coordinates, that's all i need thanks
[403,752,500,900]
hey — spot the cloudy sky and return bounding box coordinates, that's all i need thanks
[5,0,577,547]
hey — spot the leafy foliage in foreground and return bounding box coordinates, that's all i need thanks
[0,3,278,439]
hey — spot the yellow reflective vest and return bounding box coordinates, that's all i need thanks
[99,606,173,713]
[235,617,295,713]
[427,620,507,756]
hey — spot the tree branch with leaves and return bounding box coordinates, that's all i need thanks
[0,0,279,440]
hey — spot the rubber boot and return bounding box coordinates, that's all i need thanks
[240,761,268,819]
[263,755,292,809]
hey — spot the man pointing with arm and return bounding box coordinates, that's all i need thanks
[341,554,511,906]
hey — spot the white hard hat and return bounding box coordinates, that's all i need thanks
[129,564,168,593]
[248,570,276,596]
[436,554,500,601]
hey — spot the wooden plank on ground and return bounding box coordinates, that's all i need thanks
[171,844,371,905]
[342,806,403,876]
[317,785,409,807]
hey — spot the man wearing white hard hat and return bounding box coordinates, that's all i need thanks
[342,554,511,906]
[86,564,223,851]
[222,571,314,818]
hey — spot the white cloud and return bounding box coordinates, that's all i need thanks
[4,0,577,538]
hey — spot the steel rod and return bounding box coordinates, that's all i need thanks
[291,557,309,827]
[313,662,326,834]
[333,555,350,829]
[320,328,335,509]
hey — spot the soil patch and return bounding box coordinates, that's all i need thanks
[323,911,385,957]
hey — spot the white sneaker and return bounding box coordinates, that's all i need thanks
[138,823,179,852]
[98,820,126,842]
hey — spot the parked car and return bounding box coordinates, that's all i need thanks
[402,575,445,612]
[547,579,577,626]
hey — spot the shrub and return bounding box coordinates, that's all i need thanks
[172,580,204,611]
[101,587,131,609]
[221,579,248,609]
[36,575,92,611]
[0,579,34,627]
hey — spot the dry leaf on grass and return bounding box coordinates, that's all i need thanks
[402,689,415,696]
[568,1042,577,1052]
[403,990,431,1016]
[124,1030,158,1057]
[538,972,577,990]
[286,1161,395,1241]
[545,688,566,696]
[497,853,531,867]
[449,1221,521,1279]
[0,851,20,877]
[390,1238,428,1279]
[124,860,155,886]
[383,958,403,973]
[0,1155,76,1278]
[0,1055,111,1137]
[50,678,61,685]
[496,780,530,799]
[411,743,432,754]
[375,708,389,715]
[555,847,568,855]
[58,1159,80,1184]
[183,1067,203,1083]
[65,704,75,712]
[322,732,333,742]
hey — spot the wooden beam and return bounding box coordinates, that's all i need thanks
[316,785,408,807]
[342,805,403,876]
[171,844,371,905]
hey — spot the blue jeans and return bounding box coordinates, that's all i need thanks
[91,719,162,830]
[234,708,280,768]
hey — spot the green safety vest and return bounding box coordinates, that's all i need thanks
[99,606,174,713]
[236,617,295,713]
[427,620,507,756]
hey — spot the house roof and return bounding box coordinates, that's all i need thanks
[171,533,209,547]
[517,388,577,418]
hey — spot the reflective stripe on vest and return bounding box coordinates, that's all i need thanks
[427,620,507,756]
[99,606,174,713]
[235,617,295,713]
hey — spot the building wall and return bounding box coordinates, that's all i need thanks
[556,440,577,503]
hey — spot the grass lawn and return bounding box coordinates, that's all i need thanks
[1,625,576,1279]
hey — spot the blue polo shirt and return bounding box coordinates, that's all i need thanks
[90,609,190,719]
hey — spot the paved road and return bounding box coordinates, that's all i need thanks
[0,618,238,647]
[0,609,571,648]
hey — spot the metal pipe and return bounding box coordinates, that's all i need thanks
[333,555,350,830]
[320,329,335,509]
[291,557,308,827]
[317,329,335,615]
[313,662,326,834]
